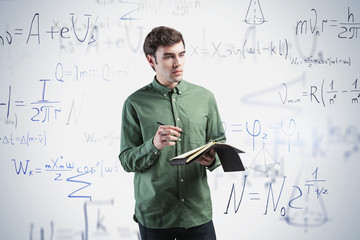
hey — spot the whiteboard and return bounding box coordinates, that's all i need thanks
[1,0,359,239]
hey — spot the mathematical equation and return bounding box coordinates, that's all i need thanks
[0,80,83,126]
[288,55,351,67]
[189,36,353,68]
[0,82,61,125]
[0,1,203,49]
[295,7,360,39]
[55,62,131,82]
[29,200,139,240]
[1,131,46,147]
[189,38,289,62]
[224,167,329,231]
[0,11,145,54]
[0,13,96,46]
[222,116,360,179]
[11,156,120,201]
[279,78,360,107]
[84,131,120,147]
[223,118,299,152]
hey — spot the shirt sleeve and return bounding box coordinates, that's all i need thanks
[206,93,226,172]
[119,98,160,172]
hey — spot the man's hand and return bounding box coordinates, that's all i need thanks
[153,125,182,150]
[197,149,215,167]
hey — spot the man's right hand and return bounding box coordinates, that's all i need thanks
[153,125,182,150]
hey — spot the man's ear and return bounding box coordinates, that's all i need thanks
[147,55,156,68]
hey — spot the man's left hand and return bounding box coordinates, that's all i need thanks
[197,149,215,167]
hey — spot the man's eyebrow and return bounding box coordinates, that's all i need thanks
[162,50,186,56]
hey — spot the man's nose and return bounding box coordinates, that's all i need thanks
[173,57,181,67]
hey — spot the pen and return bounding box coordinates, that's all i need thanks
[157,121,186,135]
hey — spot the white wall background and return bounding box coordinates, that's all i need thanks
[1,0,359,239]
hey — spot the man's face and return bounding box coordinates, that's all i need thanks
[148,41,186,89]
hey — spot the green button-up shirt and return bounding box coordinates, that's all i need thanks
[119,78,226,229]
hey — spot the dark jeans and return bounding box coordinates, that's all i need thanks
[138,220,216,240]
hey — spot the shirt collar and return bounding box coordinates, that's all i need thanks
[151,77,186,96]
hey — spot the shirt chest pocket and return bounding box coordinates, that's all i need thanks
[187,117,207,147]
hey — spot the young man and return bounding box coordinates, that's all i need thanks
[119,26,226,240]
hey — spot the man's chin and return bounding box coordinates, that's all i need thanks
[173,76,183,82]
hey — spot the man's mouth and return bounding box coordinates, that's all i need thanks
[173,70,182,75]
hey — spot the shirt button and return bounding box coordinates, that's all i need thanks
[180,179,184,182]
[182,198,185,202]
[164,94,167,97]
[173,98,176,101]
[177,118,180,121]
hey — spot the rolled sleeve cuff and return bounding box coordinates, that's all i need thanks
[143,137,161,167]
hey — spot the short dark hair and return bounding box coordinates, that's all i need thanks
[143,26,185,58]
